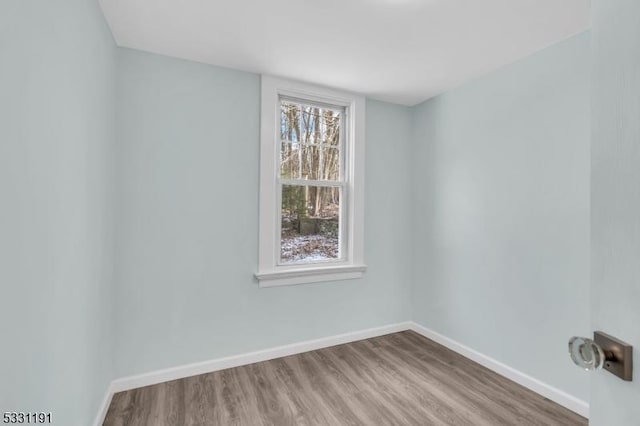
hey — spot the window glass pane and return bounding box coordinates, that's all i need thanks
[280,141,300,179]
[300,143,316,179]
[301,106,314,144]
[280,101,300,142]
[300,144,339,181]
[281,185,341,263]
[280,99,342,182]
[322,110,341,146]
[301,106,341,146]
[324,147,340,180]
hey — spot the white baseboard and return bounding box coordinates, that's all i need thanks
[92,384,115,426]
[109,322,411,394]
[94,320,588,425]
[94,322,409,425]
[409,321,589,418]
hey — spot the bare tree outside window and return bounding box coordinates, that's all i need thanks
[279,100,343,263]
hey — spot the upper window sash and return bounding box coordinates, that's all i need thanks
[279,98,346,183]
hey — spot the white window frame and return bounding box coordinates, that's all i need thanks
[255,76,366,287]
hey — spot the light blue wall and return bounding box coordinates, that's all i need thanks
[591,1,640,424]
[0,1,116,425]
[114,48,413,377]
[0,6,593,420]
[410,33,591,402]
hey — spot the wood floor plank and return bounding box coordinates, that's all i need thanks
[349,338,466,424]
[268,357,329,425]
[379,333,525,425]
[398,331,582,426]
[326,343,442,425]
[354,337,484,425]
[103,331,587,426]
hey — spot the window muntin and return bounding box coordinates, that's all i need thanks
[278,98,347,265]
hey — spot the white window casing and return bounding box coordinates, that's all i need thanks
[256,76,366,287]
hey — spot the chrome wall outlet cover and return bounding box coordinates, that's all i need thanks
[594,331,633,381]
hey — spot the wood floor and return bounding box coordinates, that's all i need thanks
[103,331,587,426]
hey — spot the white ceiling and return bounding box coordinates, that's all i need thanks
[99,0,590,106]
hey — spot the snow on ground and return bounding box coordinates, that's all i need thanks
[281,234,338,263]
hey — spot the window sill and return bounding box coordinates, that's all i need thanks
[255,264,367,288]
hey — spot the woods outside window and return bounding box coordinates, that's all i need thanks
[256,76,366,287]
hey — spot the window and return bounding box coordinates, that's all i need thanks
[256,76,366,287]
